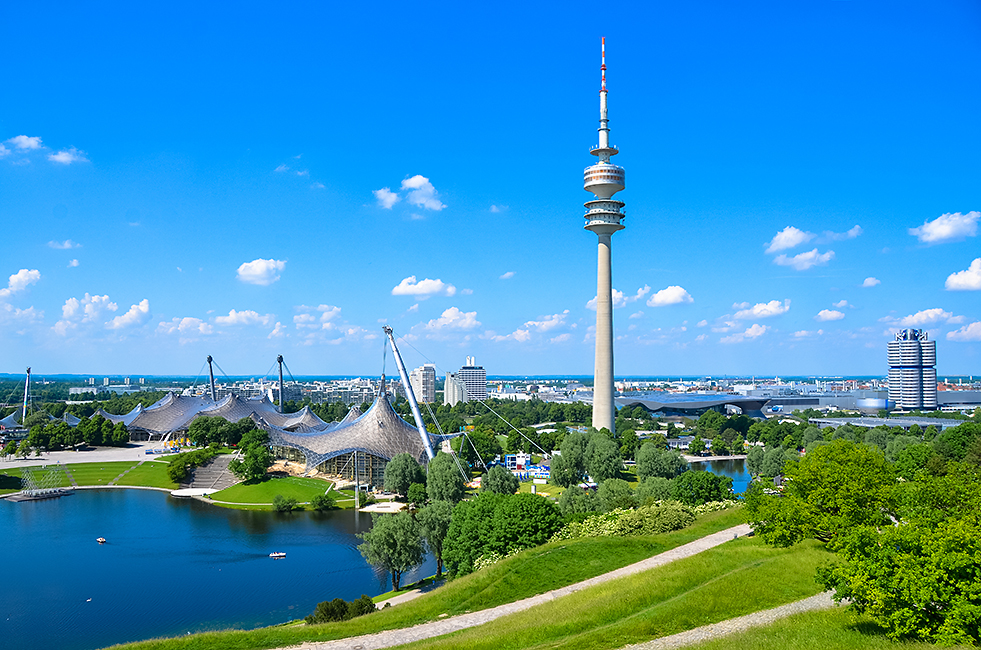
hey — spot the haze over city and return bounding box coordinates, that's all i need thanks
[1,1,979,377]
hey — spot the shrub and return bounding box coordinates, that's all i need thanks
[304,594,376,625]
[549,500,696,542]
[273,495,298,512]
[311,493,336,511]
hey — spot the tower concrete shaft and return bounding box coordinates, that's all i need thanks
[584,37,625,434]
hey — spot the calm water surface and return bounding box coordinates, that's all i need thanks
[0,489,434,650]
[690,458,751,494]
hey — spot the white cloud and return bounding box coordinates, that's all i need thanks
[646,285,692,307]
[48,239,81,249]
[696,319,708,327]
[947,322,981,342]
[236,258,286,286]
[490,205,507,213]
[773,248,835,271]
[157,317,213,336]
[311,182,325,189]
[68,259,79,267]
[499,271,515,280]
[274,164,289,172]
[48,147,88,164]
[550,333,572,344]
[294,313,317,328]
[793,329,824,338]
[587,286,650,310]
[862,277,881,288]
[909,212,979,244]
[0,269,41,299]
[373,187,400,209]
[424,307,480,331]
[815,309,845,321]
[822,225,863,241]
[734,299,790,319]
[6,135,42,150]
[107,299,150,330]
[0,144,9,158]
[391,275,456,298]
[720,323,769,344]
[407,303,419,313]
[892,308,954,327]
[461,288,473,295]
[524,310,569,332]
[832,300,849,308]
[765,226,814,253]
[629,311,644,319]
[295,170,309,177]
[215,309,274,327]
[945,258,981,291]
[401,175,446,211]
[268,322,286,339]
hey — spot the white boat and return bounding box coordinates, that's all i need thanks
[269,552,286,559]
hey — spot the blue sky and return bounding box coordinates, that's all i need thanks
[1,1,979,378]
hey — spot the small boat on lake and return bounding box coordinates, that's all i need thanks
[269,552,286,559]
[96,537,106,544]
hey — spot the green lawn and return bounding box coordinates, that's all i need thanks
[104,508,747,650]
[0,472,23,494]
[117,462,179,489]
[392,537,830,650]
[210,475,334,505]
[68,461,140,486]
[687,605,968,650]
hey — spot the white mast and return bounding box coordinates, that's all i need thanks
[22,367,31,422]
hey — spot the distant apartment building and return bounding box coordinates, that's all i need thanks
[409,363,436,403]
[888,329,938,410]
[444,372,467,407]
[458,357,487,402]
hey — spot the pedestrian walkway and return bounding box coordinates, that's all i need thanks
[283,524,754,650]
[63,465,79,488]
[109,460,144,485]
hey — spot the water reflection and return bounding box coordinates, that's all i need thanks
[689,458,751,495]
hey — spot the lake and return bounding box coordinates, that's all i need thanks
[689,458,751,494]
[0,489,435,650]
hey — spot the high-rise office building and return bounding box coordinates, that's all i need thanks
[409,363,436,403]
[888,329,938,410]
[583,38,626,434]
[458,356,487,402]
[444,372,466,407]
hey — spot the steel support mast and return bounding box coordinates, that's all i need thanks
[382,326,436,460]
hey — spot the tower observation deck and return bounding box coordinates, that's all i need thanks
[584,37,626,435]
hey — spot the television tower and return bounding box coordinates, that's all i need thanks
[584,37,625,434]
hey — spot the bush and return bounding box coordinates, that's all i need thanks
[636,477,673,504]
[550,500,696,542]
[304,594,376,624]
[273,494,299,512]
[407,482,428,505]
[166,447,218,483]
[558,485,601,516]
[311,492,336,511]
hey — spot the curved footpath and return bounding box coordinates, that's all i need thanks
[285,524,770,650]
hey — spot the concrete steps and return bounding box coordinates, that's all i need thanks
[181,455,240,491]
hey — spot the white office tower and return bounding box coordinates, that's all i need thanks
[409,363,436,403]
[444,372,466,407]
[888,329,938,410]
[458,356,488,402]
[584,37,626,434]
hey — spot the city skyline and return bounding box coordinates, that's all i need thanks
[2,1,980,377]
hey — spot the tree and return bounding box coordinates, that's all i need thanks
[273,495,298,512]
[746,445,764,476]
[384,453,425,498]
[597,478,637,511]
[489,493,563,554]
[670,471,733,505]
[687,437,706,455]
[549,430,588,487]
[558,485,601,515]
[407,482,428,505]
[311,493,336,511]
[636,476,673,504]
[417,500,453,578]
[760,446,786,477]
[229,435,273,482]
[710,436,728,456]
[636,443,687,480]
[482,465,519,495]
[442,492,507,575]
[585,432,621,481]
[427,452,466,503]
[358,511,425,591]
[746,439,897,547]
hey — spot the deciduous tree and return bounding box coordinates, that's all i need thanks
[358,511,425,591]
